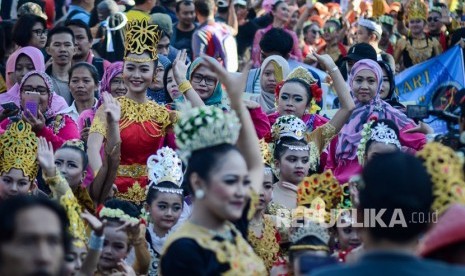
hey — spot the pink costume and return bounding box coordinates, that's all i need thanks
[1,47,68,114]
[0,71,79,150]
[251,25,303,68]
[325,59,426,183]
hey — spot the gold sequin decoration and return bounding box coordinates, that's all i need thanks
[116,181,147,205]
[60,190,87,248]
[248,216,280,271]
[117,164,147,178]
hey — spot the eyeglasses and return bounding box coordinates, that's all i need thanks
[427,17,440,23]
[31,29,48,37]
[21,85,48,95]
[191,73,217,86]
[409,19,423,24]
[310,29,321,35]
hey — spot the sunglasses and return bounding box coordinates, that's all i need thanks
[409,19,423,24]
[427,17,440,22]
[323,27,336,34]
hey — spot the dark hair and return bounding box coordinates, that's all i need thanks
[163,64,174,103]
[104,198,141,219]
[450,27,465,47]
[12,14,47,47]
[289,234,328,264]
[194,0,214,17]
[184,143,240,194]
[69,62,99,86]
[46,26,75,47]
[364,119,400,155]
[0,196,71,256]
[161,29,170,40]
[59,141,89,169]
[65,19,93,41]
[360,152,433,242]
[377,61,395,100]
[271,0,284,11]
[176,0,195,12]
[259,28,293,58]
[146,181,184,205]
[135,0,150,4]
[326,19,342,30]
[273,137,310,162]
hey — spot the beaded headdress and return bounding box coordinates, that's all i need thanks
[357,121,401,165]
[296,170,350,224]
[147,147,183,194]
[61,190,87,248]
[124,19,162,62]
[416,143,465,214]
[406,0,428,20]
[0,121,38,181]
[61,139,86,152]
[175,103,241,162]
[271,115,307,142]
[289,220,330,246]
[287,67,317,85]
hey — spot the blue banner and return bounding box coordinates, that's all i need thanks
[396,46,465,110]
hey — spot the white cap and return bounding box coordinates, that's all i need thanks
[233,0,247,6]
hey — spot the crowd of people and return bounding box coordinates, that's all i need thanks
[1,0,465,275]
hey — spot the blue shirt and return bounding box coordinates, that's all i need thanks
[67,5,91,24]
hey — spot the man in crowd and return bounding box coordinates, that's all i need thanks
[126,0,156,21]
[66,20,110,79]
[67,0,94,24]
[172,0,197,59]
[46,26,75,105]
[0,196,70,276]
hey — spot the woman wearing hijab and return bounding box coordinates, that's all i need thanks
[147,55,172,104]
[325,59,427,183]
[250,55,290,114]
[0,71,79,150]
[1,47,68,115]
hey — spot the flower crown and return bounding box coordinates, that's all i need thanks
[175,103,241,162]
[99,207,140,224]
[416,143,465,214]
[147,147,183,195]
[124,19,161,62]
[357,119,401,165]
[275,67,323,114]
[0,120,38,181]
[297,170,350,224]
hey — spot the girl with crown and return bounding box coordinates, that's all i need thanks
[87,19,204,206]
[393,0,442,71]
[160,57,266,275]
[325,59,427,184]
[268,53,355,169]
[144,147,189,275]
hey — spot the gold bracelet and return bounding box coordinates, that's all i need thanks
[178,80,192,94]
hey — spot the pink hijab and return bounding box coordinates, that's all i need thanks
[336,59,414,161]
[5,47,45,90]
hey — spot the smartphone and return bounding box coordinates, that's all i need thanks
[407,105,428,120]
[85,118,92,128]
[23,91,40,117]
[1,101,19,111]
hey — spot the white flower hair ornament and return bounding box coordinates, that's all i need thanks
[357,121,401,165]
[146,147,184,195]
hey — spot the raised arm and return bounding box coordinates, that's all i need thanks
[172,50,205,107]
[314,53,355,132]
[201,57,264,193]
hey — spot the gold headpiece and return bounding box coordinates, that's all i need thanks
[416,143,465,214]
[289,220,330,245]
[286,66,317,85]
[62,139,85,152]
[146,147,183,194]
[259,139,273,167]
[124,19,162,62]
[296,170,350,224]
[0,121,38,180]
[271,115,308,142]
[406,0,428,20]
[175,103,241,162]
[61,190,87,248]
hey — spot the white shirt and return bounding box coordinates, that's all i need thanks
[60,98,98,122]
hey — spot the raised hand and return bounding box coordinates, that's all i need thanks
[103,92,121,123]
[172,49,191,84]
[23,110,45,132]
[200,55,251,103]
[309,53,337,72]
[81,210,104,236]
[37,137,56,177]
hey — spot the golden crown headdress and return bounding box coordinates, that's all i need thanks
[259,139,273,167]
[406,0,428,20]
[124,19,162,62]
[286,67,317,85]
[289,220,330,246]
[0,120,38,180]
[175,102,241,162]
[147,147,183,194]
[297,170,350,224]
[416,143,465,214]
[62,139,85,152]
[61,190,87,248]
[271,115,308,142]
